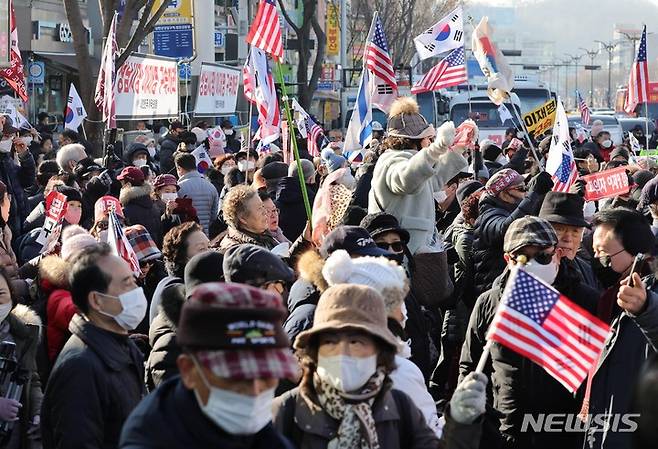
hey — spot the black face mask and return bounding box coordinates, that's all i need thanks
[592,258,621,288]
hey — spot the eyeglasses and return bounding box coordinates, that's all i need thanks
[376,241,405,253]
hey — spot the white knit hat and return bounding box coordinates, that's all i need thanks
[61,233,98,261]
[322,250,408,313]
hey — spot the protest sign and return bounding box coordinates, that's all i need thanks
[115,54,179,120]
[194,62,241,117]
[582,167,630,202]
[36,191,68,250]
[522,99,557,139]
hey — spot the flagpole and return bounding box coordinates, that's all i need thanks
[508,96,544,170]
[645,101,650,150]
[274,62,313,223]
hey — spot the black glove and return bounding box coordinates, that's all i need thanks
[568,179,587,197]
[527,171,554,195]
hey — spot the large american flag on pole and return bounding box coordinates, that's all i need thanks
[487,268,610,393]
[246,0,284,62]
[366,15,398,113]
[412,46,468,94]
[624,26,649,115]
[107,209,141,277]
[546,98,578,192]
[94,12,117,129]
[576,90,591,126]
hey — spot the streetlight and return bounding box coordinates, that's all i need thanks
[562,59,571,104]
[579,47,599,106]
[595,40,618,109]
[565,53,584,108]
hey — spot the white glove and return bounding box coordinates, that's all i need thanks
[426,121,455,160]
[449,372,487,424]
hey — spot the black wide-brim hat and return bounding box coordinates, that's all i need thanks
[539,192,590,228]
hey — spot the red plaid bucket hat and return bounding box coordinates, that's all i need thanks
[178,282,299,380]
[124,225,162,262]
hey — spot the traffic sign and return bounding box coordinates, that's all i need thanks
[28,61,45,84]
[214,30,224,49]
[179,62,191,82]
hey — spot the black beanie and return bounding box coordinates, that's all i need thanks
[184,251,224,291]
[55,185,82,203]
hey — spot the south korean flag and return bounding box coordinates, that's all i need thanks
[414,6,464,60]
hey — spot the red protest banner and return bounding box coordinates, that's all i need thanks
[36,191,68,248]
[582,167,630,202]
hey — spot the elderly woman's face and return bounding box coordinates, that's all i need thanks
[185,231,209,260]
[262,198,279,231]
[317,330,377,359]
[239,194,268,234]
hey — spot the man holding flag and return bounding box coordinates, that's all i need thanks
[461,216,604,449]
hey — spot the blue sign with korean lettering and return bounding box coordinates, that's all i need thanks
[214,31,224,48]
[153,24,194,59]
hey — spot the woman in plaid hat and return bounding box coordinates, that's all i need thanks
[274,284,487,449]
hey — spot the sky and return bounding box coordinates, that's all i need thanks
[467,0,658,53]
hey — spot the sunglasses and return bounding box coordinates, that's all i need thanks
[513,251,554,265]
[376,241,405,253]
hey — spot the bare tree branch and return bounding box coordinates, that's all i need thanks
[116,0,169,68]
[277,0,301,36]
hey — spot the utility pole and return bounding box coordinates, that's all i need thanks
[562,59,571,104]
[580,47,599,107]
[339,0,347,130]
[595,40,617,109]
[566,53,584,109]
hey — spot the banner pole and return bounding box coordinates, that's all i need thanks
[645,101,650,150]
[275,62,313,223]
[509,97,544,170]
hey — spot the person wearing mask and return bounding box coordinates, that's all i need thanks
[472,168,553,296]
[539,192,600,290]
[217,185,278,253]
[159,121,184,175]
[274,283,487,448]
[148,222,209,325]
[584,209,658,449]
[0,116,36,235]
[117,166,163,246]
[275,159,317,242]
[122,282,298,448]
[42,244,147,448]
[461,216,598,449]
[175,152,219,235]
[434,172,471,234]
[152,173,184,237]
[124,142,157,174]
[595,130,615,162]
[55,142,87,174]
[234,149,258,184]
[221,119,241,153]
[321,250,443,437]
[368,97,467,254]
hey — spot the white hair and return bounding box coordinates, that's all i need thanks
[56,143,87,172]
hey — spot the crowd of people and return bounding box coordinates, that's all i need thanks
[0,95,656,449]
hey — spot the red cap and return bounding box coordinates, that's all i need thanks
[117,166,145,185]
[153,174,179,191]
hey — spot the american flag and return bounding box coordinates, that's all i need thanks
[576,90,590,126]
[306,117,324,157]
[108,209,141,277]
[243,60,255,103]
[366,15,398,112]
[412,46,468,94]
[624,26,649,115]
[246,0,283,62]
[94,12,117,129]
[487,268,610,393]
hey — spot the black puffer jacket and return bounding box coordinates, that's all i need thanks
[158,136,179,175]
[274,177,317,242]
[120,183,163,246]
[472,192,543,296]
[42,314,145,449]
[459,263,599,449]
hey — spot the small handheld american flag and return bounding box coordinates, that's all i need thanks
[576,90,590,126]
[486,267,610,393]
[108,209,141,277]
[412,46,468,94]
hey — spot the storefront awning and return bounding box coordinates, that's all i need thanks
[33,52,100,77]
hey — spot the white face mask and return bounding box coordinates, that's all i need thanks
[221,165,234,176]
[97,287,148,330]
[237,160,255,172]
[0,302,12,322]
[193,357,274,435]
[495,154,508,165]
[0,139,12,153]
[161,192,178,203]
[133,158,147,168]
[224,129,234,136]
[602,139,612,148]
[147,146,157,158]
[20,137,32,146]
[524,259,559,285]
[316,354,377,392]
[433,190,448,204]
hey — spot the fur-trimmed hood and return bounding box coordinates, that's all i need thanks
[119,183,153,206]
[10,304,42,328]
[39,255,70,290]
[297,249,328,293]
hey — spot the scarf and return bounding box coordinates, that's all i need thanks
[226,226,278,249]
[313,369,386,449]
